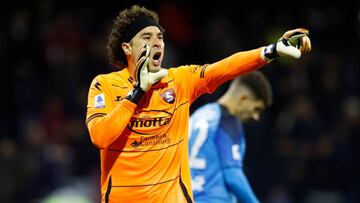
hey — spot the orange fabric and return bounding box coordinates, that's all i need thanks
[203,47,266,93]
[85,48,266,203]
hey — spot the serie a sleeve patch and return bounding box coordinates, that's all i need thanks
[94,93,105,108]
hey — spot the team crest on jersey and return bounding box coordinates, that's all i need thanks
[94,93,105,108]
[160,88,175,104]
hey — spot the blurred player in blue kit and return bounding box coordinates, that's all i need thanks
[189,71,273,203]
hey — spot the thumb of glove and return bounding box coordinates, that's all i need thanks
[149,69,168,84]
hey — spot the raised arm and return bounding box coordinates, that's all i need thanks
[86,76,136,149]
[204,47,266,92]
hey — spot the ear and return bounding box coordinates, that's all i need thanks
[121,42,131,55]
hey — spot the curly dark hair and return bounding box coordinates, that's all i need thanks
[107,5,165,69]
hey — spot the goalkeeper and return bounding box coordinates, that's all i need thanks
[85,4,311,203]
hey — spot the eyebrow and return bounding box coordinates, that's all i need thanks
[140,32,163,37]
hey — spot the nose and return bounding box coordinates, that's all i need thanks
[151,36,162,48]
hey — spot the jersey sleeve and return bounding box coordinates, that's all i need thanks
[203,47,266,93]
[172,47,267,103]
[86,75,136,149]
[169,65,210,103]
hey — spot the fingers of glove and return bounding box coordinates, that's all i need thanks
[134,45,148,63]
[137,44,151,79]
[282,28,309,39]
[133,56,147,82]
[133,44,151,76]
[131,45,148,81]
[300,35,312,53]
[139,58,150,91]
[140,57,150,74]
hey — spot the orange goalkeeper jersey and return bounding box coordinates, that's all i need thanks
[86,48,266,203]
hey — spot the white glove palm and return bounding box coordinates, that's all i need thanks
[132,44,168,92]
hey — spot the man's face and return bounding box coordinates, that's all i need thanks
[129,26,164,73]
[235,95,265,122]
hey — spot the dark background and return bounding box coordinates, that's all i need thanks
[0,0,359,202]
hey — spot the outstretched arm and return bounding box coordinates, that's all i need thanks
[204,47,266,93]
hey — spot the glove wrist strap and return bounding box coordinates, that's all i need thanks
[125,87,145,104]
[264,43,279,60]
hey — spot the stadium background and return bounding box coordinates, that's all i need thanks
[0,0,359,202]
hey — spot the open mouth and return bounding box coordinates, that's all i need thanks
[152,51,162,66]
[153,52,161,60]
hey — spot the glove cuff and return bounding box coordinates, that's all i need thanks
[263,43,279,61]
[125,87,145,104]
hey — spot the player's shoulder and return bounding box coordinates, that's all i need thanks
[91,70,126,85]
[167,64,203,74]
[94,70,122,80]
[192,102,221,121]
[87,71,123,93]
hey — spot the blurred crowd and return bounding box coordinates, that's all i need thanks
[0,1,359,203]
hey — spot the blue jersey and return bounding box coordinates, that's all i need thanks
[189,102,258,203]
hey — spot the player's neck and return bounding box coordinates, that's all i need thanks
[218,99,237,116]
